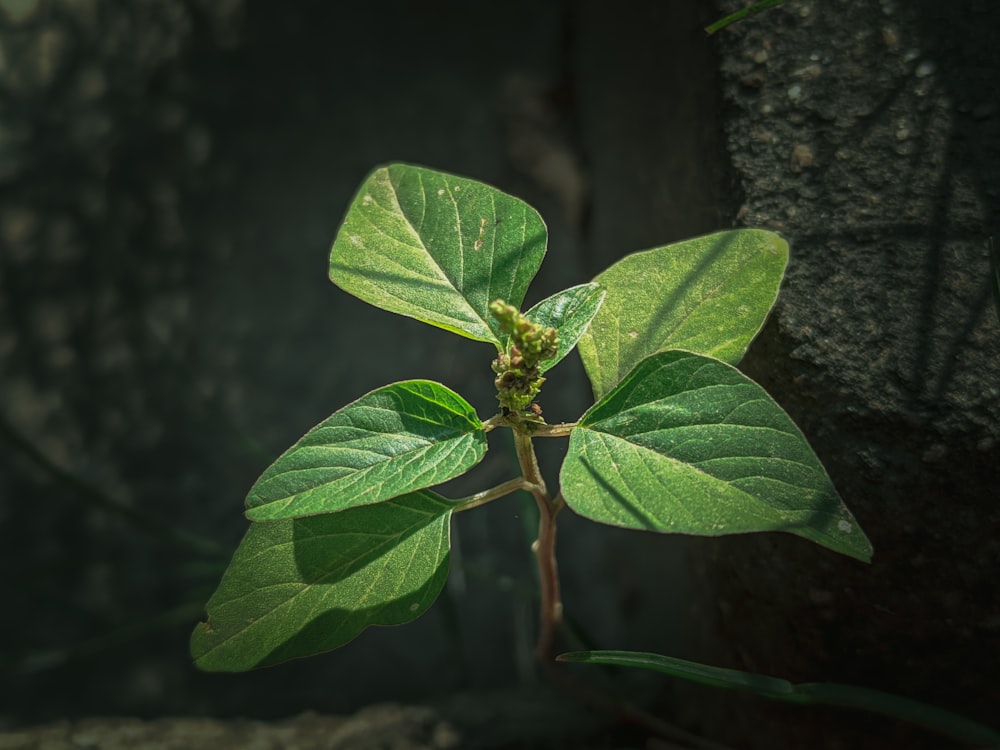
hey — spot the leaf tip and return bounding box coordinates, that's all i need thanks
[243,504,270,523]
[189,619,219,668]
[833,518,874,563]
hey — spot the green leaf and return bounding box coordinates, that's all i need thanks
[245,380,485,522]
[558,651,1000,747]
[329,163,547,346]
[578,229,788,400]
[560,350,872,561]
[560,650,797,698]
[704,0,791,35]
[192,491,452,671]
[519,282,606,373]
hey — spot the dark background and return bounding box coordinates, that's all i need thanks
[0,0,727,726]
[1,1,998,748]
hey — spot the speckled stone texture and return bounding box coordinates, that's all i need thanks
[690,1,1000,748]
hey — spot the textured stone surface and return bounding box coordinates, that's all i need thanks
[692,1,1000,748]
[0,691,617,750]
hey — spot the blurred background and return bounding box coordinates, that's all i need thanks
[0,0,728,728]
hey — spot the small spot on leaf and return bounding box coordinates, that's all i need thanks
[628,330,639,339]
[473,217,487,251]
[838,520,852,533]
[408,602,420,612]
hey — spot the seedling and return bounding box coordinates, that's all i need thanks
[190,163,871,688]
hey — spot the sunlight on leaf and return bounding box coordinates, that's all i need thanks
[330,163,547,346]
[561,350,872,561]
[578,229,787,400]
[520,282,606,373]
[245,380,485,521]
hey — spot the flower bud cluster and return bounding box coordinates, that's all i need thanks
[489,300,559,420]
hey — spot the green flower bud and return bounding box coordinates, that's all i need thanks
[489,299,559,425]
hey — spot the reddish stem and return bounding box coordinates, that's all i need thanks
[511,430,564,662]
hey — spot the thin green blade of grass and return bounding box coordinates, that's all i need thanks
[558,649,1000,746]
[705,0,791,35]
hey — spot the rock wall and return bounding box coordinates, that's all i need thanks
[698,1,1000,747]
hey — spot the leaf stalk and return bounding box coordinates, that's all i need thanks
[452,477,539,513]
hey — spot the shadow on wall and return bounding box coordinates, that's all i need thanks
[699,0,1000,748]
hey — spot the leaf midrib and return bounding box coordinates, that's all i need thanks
[579,429,816,522]
[584,426,819,493]
[255,437,477,514]
[387,170,488,337]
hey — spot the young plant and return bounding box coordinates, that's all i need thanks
[190,163,871,680]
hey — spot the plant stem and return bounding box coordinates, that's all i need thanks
[510,431,732,750]
[482,413,576,437]
[452,477,539,513]
[481,414,505,432]
[534,489,565,662]
[512,429,548,499]
[511,430,564,663]
[528,421,576,437]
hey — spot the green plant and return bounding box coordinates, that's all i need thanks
[190,162,872,710]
